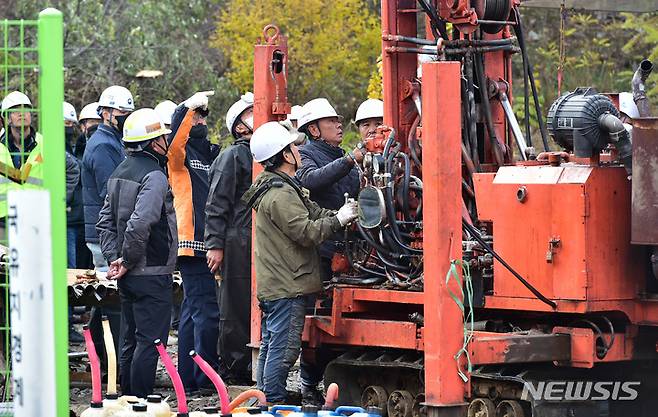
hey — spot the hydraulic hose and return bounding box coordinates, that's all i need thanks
[228,389,267,411]
[514,7,550,151]
[408,115,422,169]
[101,317,117,397]
[417,0,448,40]
[463,220,557,309]
[344,233,388,279]
[464,52,481,169]
[400,153,412,221]
[474,52,505,166]
[357,221,402,259]
[190,350,230,414]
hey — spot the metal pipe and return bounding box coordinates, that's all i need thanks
[383,34,516,47]
[385,45,520,55]
[598,113,632,174]
[499,91,529,160]
[632,59,654,117]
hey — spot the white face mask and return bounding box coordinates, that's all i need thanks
[243,115,254,130]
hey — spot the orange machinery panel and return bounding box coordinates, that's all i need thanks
[474,164,644,305]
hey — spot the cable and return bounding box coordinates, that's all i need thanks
[417,0,448,40]
[462,220,557,309]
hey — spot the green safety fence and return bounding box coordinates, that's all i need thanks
[0,8,67,417]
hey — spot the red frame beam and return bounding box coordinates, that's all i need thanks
[422,61,467,414]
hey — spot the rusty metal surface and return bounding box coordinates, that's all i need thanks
[632,118,658,244]
[469,331,571,365]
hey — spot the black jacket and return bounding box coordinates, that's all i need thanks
[66,151,84,226]
[296,139,360,210]
[97,151,177,276]
[82,124,125,243]
[204,139,252,249]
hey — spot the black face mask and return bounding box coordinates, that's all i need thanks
[85,123,99,139]
[189,124,208,140]
[115,114,129,134]
[65,126,76,141]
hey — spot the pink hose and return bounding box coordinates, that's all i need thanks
[190,350,230,414]
[155,339,188,413]
[228,389,267,411]
[83,326,103,405]
[324,383,339,409]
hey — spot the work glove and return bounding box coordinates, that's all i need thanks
[183,90,215,110]
[336,200,358,226]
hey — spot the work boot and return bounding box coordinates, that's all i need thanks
[301,386,325,406]
[69,326,85,344]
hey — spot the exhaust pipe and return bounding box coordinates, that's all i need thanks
[598,113,632,175]
[632,59,654,117]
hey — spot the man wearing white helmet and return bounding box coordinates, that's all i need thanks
[0,91,43,221]
[618,92,640,131]
[204,92,254,384]
[166,91,221,394]
[154,100,177,129]
[296,98,365,402]
[82,85,134,370]
[241,122,358,404]
[97,108,177,398]
[354,98,384,141]
[74,101,102,159]
[82,85,135,270]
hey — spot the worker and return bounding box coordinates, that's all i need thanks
[354,98,384,141]
[167,90,220,394]
[205,92,254,384]
[97,107,177,398]
[242,121,358,405]
[75,101,102,160]
[0,91,43,230]
[82,85,134,371]
[155,99,177,129]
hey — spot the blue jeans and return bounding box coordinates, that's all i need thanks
[67,226,77,268]
[256,296,310,403]
[86,242,108,272]
[177,256,220,392]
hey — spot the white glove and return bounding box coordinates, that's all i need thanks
[336,201,358,226]
[183,90,215,110]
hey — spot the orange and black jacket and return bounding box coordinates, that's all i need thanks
[167,105,219,257]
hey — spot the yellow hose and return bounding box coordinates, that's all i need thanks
[101,318,117,395]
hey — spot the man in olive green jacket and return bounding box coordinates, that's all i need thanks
[242,122,358,404]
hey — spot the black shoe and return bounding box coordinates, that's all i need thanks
[69,327,85,344]
[301,386,325,406]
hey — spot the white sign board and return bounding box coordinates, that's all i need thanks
[7,190,56,416]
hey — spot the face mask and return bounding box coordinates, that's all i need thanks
[115,113,129,133]
[85,124,99,139]
[65,126,76,140]
[189,124,208,140]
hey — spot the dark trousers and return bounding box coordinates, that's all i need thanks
[217,231,252,381]
[256,295,310,403]
[88,305,121,370]
[178,256,220,391]
[118,274,172,398]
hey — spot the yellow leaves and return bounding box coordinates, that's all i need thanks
[211,0,381,114]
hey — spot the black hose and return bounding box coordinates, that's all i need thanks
[417,0,448,40]
[514,7,549,151]
[408,115,422,169]
[518,27,531,148]
[376,251,411,272]
[343,237,388,279]
[463,220,557,309]
[357,221,402,259]
[464,52,480,169]
[400,153,411,221]
[473,52,505,166]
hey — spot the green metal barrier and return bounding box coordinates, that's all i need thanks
[0,8,67,416]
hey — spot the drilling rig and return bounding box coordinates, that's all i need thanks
[251,2,658,416]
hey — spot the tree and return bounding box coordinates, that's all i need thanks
[212,0,381,121]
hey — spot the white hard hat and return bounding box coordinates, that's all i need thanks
[122,108,171,144]
[1,91,32,111]
[355,99,384,124]
[98,85,135,113]
[226,92,254,136]
[618,92,639,119]
[63,101,77,123]
[250,121,297,163]
[79,102,102,121]
[289,105,304,121]
[298,98,339,130]
[154,100,177,125]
